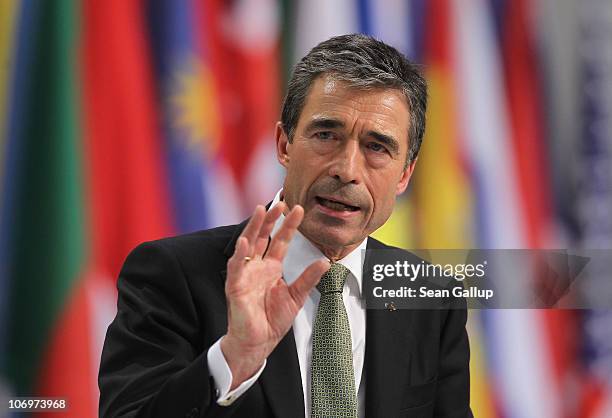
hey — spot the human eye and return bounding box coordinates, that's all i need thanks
[314,131,335,140]
[366,142,388,154]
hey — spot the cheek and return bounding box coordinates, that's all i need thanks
[288,161,310,185]
[285,160,318,201]
[290,155,325,182]
[368,186,396,222]
[286,166,304,191]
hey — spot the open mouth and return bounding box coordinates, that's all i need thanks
[315,196,360,212]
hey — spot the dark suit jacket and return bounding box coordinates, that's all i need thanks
[99,219,472,418]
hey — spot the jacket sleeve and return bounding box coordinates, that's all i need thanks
[98,241,237,418]
[434,295,473,418]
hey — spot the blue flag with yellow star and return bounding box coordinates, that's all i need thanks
[147,0,219,232]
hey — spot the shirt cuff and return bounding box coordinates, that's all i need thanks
[207,337,267,406]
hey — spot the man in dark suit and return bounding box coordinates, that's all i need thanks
[99,34,472,418]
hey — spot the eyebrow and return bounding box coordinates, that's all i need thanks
[304,117,345,133]
[305,117,401,156]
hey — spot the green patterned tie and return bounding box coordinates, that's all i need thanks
[310,263,358,418]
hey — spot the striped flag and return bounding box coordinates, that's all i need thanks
[576,2,612,417]
[293,0,358,64]
[414,0,475,250]
[451,0,562,417]
[414,2,493,417]
[1,2,283,416]
[0,0,19,369]
[356,0,413,58]
[147,0,216,232]
[80,2,179,416]
[499,2,580,418]
[204,0,283,213]
[1,1,95,416]
[0,0,17,175]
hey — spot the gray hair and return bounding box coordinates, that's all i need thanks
[281,34,428,165]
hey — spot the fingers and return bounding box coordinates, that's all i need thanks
[253,202,285,257]
[227,236,249,280]
[239,205,266,254]
[228,203,287,284]
[288,259,330,308]
[266,205,304,261]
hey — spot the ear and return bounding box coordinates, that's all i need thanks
[396,157,417,195]
[275,121,291,168]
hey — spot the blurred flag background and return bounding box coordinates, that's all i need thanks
[1,0,611,417]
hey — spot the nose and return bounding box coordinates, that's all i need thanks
[328,140,362,184]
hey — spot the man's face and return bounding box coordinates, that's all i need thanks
[276,75,417,258]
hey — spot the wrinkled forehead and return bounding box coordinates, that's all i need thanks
[298,75,411,143]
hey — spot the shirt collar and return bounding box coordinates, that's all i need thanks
[269,189,368,296]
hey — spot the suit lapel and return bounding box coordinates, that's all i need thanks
[222,214,305,418]
[363,238,413,418]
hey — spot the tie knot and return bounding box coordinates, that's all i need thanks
[317,263,349,294]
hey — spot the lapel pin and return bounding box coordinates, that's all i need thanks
[385,301,397,311]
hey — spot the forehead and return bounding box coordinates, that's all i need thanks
[297,75,411,142]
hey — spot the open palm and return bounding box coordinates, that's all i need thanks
[221,203,329,387]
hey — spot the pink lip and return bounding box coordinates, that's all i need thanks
[315,202,361,219]
[317,195,358,208]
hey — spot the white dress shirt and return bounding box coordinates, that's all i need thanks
[207,190,368,417]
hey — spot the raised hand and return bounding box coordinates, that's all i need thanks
[220,203,330,389]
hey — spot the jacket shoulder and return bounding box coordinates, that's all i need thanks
[367,235,395,250]
[124,221,246,277]
[154,223,242,253]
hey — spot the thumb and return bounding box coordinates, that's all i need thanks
[288,259,330,308]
